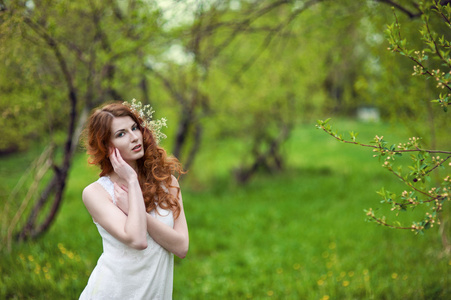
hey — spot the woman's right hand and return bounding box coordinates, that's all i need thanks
[115,182,129,215]
[109,148,138,183]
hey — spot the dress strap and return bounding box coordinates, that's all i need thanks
[97,176,116,205]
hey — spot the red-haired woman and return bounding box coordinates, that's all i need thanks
[79,102,188,299]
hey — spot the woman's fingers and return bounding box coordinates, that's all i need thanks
[109,148,118,169]
[114,182,129,215]
[109,147,137,181]
[114,148,127,165]
[114,182,121,193]
[110,148,124,170]
[113,148,127,167]
[114,183,127,198]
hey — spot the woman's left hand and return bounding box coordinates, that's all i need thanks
[114,182,129,215]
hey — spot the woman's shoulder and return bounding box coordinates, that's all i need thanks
[83,181,98,193]
[82,182,98,201]
[170,175,180,187]
[82,179,110,202]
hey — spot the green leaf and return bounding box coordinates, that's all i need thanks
[376,187,386,197]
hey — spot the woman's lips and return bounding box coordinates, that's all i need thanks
[132,144,142,152]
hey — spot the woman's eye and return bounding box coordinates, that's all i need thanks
[117,132,125,138]
[132,126,138,131]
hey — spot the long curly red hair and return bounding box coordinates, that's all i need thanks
[83,101,184,219]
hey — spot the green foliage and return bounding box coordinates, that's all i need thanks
[1,4,449,299]
[0,0,163,152]
[317,118,450,233]
[1,120,449,299]
[386,2,451,112]
[318,1,451,235]
[353,2,448,148]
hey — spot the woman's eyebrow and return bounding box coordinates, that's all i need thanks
[114,128,125,135]
[114,122,137,135]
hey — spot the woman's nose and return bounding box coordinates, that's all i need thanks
[130,131,138,142]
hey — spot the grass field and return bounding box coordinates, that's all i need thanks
[1,119,450,299]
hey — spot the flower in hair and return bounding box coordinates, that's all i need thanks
[123,99,167,144]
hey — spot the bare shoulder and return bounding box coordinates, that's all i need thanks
[82,182,98,200]
[82,181,110,204]
[82,181,115,224]
[170,175,180,187]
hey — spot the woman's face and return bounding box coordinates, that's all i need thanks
[109,116,144,166]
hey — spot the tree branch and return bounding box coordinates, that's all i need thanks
[375,0,451,18]
[375,0,421,18]
[317,123,451,154]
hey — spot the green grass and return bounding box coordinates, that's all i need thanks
[1,119,450,299]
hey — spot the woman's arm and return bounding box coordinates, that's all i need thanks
[146,175,189,258]
[82,148,148,250]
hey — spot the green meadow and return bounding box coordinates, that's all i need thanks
[1,119,449,299]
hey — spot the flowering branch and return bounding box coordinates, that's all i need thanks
[386,4,451,111]
[317,119,451,154]
[316,119,450,234]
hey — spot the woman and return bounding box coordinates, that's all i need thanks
[79,101,188,300]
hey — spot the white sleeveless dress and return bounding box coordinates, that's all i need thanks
[79,176,174,300]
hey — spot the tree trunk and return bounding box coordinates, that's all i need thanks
[17,89,81,240]
[172,110,193,162]
[235,123,292,184]
[183,122,203,171]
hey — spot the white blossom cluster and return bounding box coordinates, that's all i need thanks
[124,99,167,144]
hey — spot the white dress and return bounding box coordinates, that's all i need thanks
[79,176,174,300]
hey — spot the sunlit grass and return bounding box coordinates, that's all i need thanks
[0,119,449,299]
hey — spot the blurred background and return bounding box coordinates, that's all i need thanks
[0,0,450,299]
